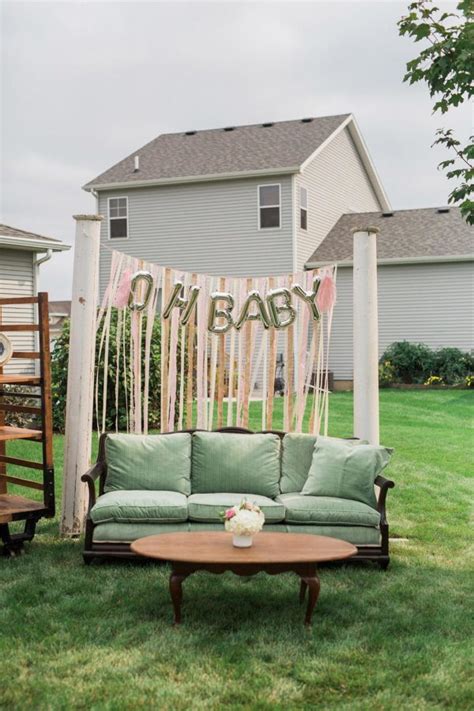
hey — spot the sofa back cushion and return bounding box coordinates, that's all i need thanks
[104,433,192,494]
[301,435,392,509]
[280,433,317,493]
[191,432,281,497]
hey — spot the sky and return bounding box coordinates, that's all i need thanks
[1,0,471,299]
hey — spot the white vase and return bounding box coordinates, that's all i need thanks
[232,534,253,548]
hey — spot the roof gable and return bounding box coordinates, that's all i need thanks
[305,207,474,266]
[84,114,351,190]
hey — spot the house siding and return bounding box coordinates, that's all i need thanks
[295,127,382,271]
[98,174,294,294]
[0,248,36,374]
[329,261,474,380]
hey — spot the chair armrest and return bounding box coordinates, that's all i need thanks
[81,462,105,511]
[374,474,395,524]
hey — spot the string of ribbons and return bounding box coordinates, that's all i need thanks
[95,250,337,435]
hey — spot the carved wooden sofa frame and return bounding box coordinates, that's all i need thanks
[82,428,395,568]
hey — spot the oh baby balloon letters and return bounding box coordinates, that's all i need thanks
[128,271,321,331]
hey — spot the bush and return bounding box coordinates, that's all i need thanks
[51,310,172,432]
[379,360,396,387]
[380,341,474,386]
[432,347,474,384]
[380,341,434,384]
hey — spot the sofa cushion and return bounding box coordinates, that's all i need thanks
[277,493,381,527]
[280,433,317,493]
[90,490,188,524]
[285,524,380,546]
[92,522,380,545]
[187,493,285,523]
[93,522,190,543]
[104,433,191,494]
[301,436,392,509]
[191,432,281,497]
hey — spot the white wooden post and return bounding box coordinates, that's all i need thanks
[61,215,102,536]
[353,226,380,445]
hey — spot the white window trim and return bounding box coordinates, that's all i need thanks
[258,183,281,231]
[108,195,129,240]
[300,186,308,231]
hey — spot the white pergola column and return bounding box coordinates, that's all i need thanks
[353,226,380,445]
[61,214,102,536]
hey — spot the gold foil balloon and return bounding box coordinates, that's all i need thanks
[128,271,154,312]
[208,292,235,334]
[266,287,296,329]
[180,285,201,326]
[292,277,321,321]
[234,290,271,330]
[163,281,201,326]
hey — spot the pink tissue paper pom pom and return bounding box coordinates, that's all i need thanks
[316,270,337,313]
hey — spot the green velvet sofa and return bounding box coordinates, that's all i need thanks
[82,428,395,567]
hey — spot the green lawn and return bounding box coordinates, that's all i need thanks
[1,390,473,710]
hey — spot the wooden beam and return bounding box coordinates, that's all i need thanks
[0,324,39,332]
[0,455,43,470]
[12,351,41,359]
[0,296,39,306]
[62,215,102,536]
[0,475,44,491]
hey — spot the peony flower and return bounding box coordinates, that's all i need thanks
[224,508,237,520]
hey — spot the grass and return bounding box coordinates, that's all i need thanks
[1,389,473,710]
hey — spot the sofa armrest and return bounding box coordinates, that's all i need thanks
[374,474,395,524]
[81,462,105,512]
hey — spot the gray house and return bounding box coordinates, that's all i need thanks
[83,114,390,295]
[305,207,474,386]
[0,223,69,373]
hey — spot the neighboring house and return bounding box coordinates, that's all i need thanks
[49,300,71,345]
[0,224,69,373]
[83,114,390,295]
[305,207,474,387]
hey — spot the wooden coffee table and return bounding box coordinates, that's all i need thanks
[131,532,356,626]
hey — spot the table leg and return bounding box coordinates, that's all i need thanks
[301,575,320,626]
[169,571,188,625]
[299,578,307,603]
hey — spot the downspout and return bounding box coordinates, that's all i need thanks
[34,248,53,273]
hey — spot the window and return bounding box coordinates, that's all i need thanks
[258,184,280,229]
[108,197,128,239]
[300,186,308,231]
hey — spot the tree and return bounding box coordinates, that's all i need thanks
[398,1,474,223]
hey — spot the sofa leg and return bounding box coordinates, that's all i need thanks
[379,558,390,570]
[83,553,94,565]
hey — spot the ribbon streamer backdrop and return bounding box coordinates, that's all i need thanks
[95,250,337,435]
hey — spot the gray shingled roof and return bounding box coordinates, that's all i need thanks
[84,114,350,189]
[305,207,473,265]
[0,223,63,244]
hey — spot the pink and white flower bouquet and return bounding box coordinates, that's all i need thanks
[222,500,265,547]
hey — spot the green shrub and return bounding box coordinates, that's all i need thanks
[379,360,396,387]
[432,347,474,384]
[380,341,474,386]
[380,341,434,384]
[51,310,175,433]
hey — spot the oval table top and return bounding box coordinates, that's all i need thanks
[131,531,357,564]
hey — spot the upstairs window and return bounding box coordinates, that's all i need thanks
[300,186,308,231]
[108,197,128,239]
[258,184,281,229]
